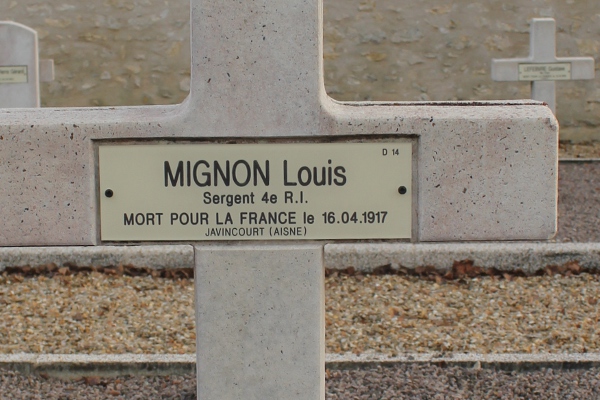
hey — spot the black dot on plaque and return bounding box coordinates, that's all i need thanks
[398,186,407,195]
[105,189,114,198]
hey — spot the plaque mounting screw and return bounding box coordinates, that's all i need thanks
[105,189,114,198]
[398,186,407,195]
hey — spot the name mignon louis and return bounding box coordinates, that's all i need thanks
[164,159,347,187]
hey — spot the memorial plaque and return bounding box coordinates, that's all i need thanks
[518,63,571,81]
[99,142,412,241]
[0,66,28,84]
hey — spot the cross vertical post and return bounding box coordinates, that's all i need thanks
[529,19,557,113]
[195,245,324,399]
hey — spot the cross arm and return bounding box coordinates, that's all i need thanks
[557,57,595,80]
[39,59,54,82]
[320,99,558,242]
[491,58,530,81]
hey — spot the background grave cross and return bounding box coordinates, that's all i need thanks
[492,18,595,114]
[0,21,54,108]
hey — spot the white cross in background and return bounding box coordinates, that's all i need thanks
[0,21,54,108]
[492,18,595,114]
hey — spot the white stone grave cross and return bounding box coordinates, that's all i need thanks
[0,21,54,108]
[492,18,595,114]
[0,1,557,399]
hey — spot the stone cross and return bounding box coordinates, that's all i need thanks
[492,18,595,114]
[0,21,54,108]
[0,1,557,398]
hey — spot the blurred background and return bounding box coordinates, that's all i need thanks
[3,0,599,141]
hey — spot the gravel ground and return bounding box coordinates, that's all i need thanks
[3,366,600,399]
[326,365,600,399]
[2,159,600,398]
[0,274,195,355]
[2,271,600,356]
[557,162,600,242]
[0,371,196,400]
[327,273,600,355]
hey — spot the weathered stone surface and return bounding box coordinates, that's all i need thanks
[195,244,324,400]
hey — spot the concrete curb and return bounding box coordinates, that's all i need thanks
[2,243,600,274]
[325,353,600,371]
[560,158,600,163]
[0,245,194,271]
[0,354,196,379]
[3,353,600,378]
[324,242,600,274]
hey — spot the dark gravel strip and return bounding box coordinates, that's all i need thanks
[0,370,196,400]
[326,364,600,399]
[3,365,600,399]
[557,162,600,242]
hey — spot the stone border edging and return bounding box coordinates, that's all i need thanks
[2,353,600,378]
[325,353,600,371]
[2,243,600,274]
[0,245,194,271]
[0,354,195,379]
[560,158,600,162]
[324,242,600,274]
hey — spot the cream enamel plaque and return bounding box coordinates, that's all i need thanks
[99,143,412,241]
[0,66,28,83]
[518,63,571,81]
